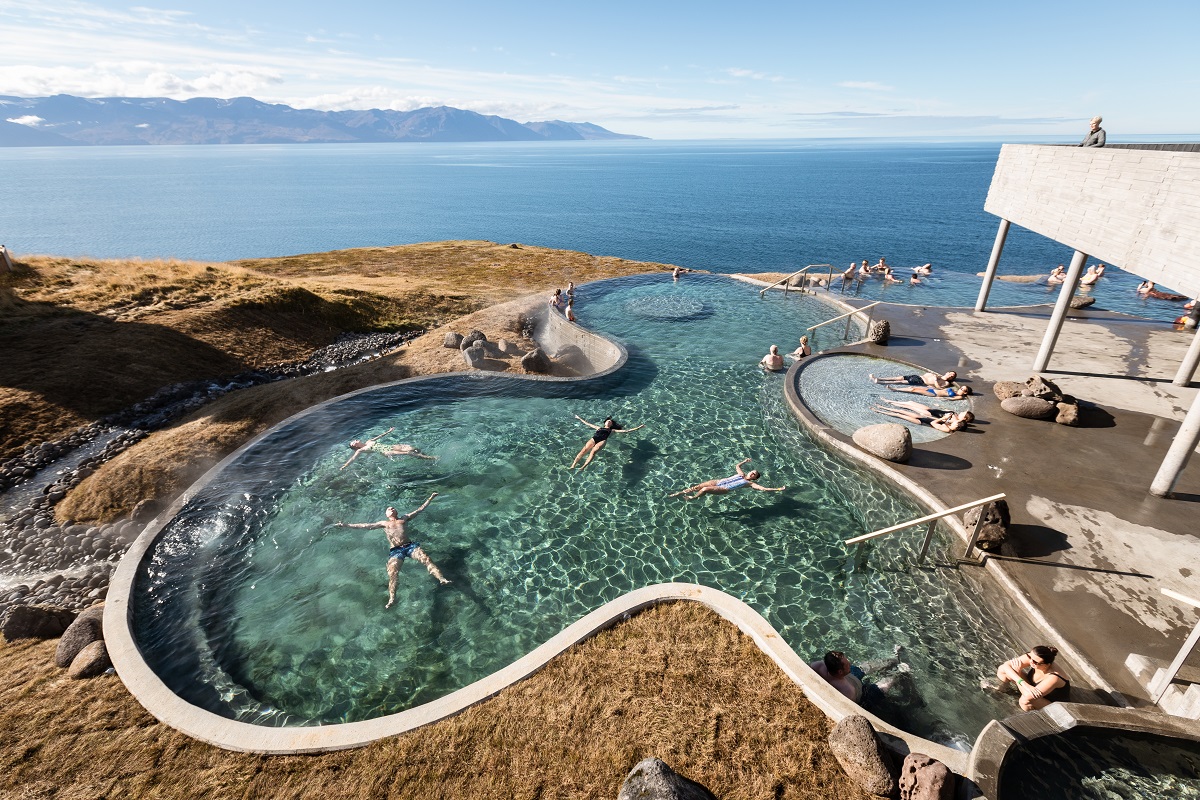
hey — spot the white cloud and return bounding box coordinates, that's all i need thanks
[6,114,44,126]
[838,81,895,91]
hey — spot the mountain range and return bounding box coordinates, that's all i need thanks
[0,95,647,146]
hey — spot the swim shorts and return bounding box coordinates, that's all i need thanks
[903,374,924,385]
[388,542,420,561]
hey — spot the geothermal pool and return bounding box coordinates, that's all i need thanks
[132,274,1017,746]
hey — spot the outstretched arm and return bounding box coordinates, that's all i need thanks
[334,520,384,530]
[367,427,396,444]
[407,492,439,519]
[616,424,645,433]
[341,450,363,470]
[574,414,601,430]
[749,482,785,493]
[734,457,752,477]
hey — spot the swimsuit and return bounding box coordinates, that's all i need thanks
[903,374,925,386]
[388,542,420,561]
[926,408,951,419]
[592,427,614,443]
[1022,668,1071,702]
[715,475,749,491]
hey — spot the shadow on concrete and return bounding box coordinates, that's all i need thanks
[1167,492,1200,504]
[1045,368,1180,385]
[1006,523,1072,557]
[884,337,927,348]
[1076,402,1117,428]
[906,450,973,471]
[987,554,1155,580]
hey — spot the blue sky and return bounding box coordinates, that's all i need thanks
[2,0,1198,139]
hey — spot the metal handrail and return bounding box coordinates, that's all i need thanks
[806,301,882,334]
[759,264,833,297]
[845,493,1006,563]
[1150,588,1200,704]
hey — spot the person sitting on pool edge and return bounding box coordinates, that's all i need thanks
[989,645,1071,710]
[886,383,972,399]
[669,457,785,499]
[342,427,436,469]
[570,415,645,470]
[334,493,450,608]
[870,370,956,389]
[810,650,862,702]
[760,345,785,371]
[872,401,974,433]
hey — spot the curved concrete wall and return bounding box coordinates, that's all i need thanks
[969,703,1200,799]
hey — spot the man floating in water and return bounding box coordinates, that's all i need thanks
[335,493,450,608]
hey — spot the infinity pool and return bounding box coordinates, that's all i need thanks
[133,274,1017,746]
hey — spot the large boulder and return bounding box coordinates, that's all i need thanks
[462,344,487,368]
[1,605,77,641]
[852,424,912,463]
[68,640,111,679]
[443,331,464,349]
[1056,401,1080,427]
[460,329,488,350]
[1000,396,1056,420]
[898,753,954,800]
[617,758,717,800]
[991,381,1025,401]
[827,715,899,798]
[963,499,1011,553]
[1024,375,1063,401]
[1069,295,1096,309]
[521,348,551,374]
[868,319,891,344]
[55,608,104,668]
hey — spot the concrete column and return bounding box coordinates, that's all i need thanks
[1174,326,1200,387]
[1151,390,1200,497]
[1032,250,1087,373]
[974,219,1010,312]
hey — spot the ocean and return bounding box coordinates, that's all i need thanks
[0,139,1191,321]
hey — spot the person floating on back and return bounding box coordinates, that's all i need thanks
[669,458,785,499]
[570,415,644,470]
[334,493,450,608]
[870,370,956,389]
[342,427,436,469]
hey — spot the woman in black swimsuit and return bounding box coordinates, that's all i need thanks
[569,415,645,470]
[993,645,1071,710]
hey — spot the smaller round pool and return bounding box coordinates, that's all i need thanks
[798,354,973,443]
[999,727,1200,799]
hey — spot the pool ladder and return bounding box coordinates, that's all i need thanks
[844,492,1007,565]
[806,301,882,349]
[758,264,835,297]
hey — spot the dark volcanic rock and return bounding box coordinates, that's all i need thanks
[617,758,718,800]
[1,605,77,641]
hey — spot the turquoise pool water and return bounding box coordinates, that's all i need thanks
[133,275,1018,746]
[799,354,973,443]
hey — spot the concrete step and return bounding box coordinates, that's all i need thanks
[1124,653,1157,687]
[1181,683,1200,719]
[1158,684,1190,716]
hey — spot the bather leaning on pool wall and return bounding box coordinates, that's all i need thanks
[106,274,1030,756]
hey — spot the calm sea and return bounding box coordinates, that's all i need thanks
[0,139,1191,321]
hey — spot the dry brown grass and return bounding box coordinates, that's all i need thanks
[1,242,663,505]
[0,602,864,800]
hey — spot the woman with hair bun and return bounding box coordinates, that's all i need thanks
[991,645,1071,710]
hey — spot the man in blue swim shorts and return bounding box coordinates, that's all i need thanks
[870,370,956,389]
[335,492,450,608]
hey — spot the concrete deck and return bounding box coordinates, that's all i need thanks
[813,297,1200,704]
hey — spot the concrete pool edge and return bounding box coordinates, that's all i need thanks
[968,704,1200,799]
[783,352,1118,675]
